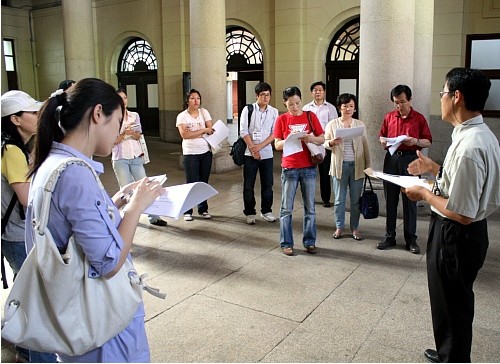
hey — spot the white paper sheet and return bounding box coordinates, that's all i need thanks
[334,126,365,139]
[203,120,229,149]
[143,182,218,219]
[364,168,432,190]
[380,135,409,155]
[283,131,307,157]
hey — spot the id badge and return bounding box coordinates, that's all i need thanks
[252,131,262,142]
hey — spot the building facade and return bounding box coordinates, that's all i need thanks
[2,0,499,169]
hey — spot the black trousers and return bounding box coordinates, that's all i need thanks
[318,149,332,204]
[427,213,489,362]
[383,151,418,244]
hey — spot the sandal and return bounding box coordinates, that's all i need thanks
[282,247,294,256]
[333,229,343,239]
[352,232,362,241]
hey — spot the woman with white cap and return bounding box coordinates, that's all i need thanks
[1,90,57,362]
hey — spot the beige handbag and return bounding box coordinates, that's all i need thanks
[1,157,164,356]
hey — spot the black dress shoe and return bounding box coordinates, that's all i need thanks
[424,349,440,363]
[323,202,332,208]
[409,243,420,254]
[150,219,167,227]
[377,239,396,250]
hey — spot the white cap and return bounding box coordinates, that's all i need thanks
[1,90,43,117]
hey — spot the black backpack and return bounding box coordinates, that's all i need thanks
[230,104,254,166]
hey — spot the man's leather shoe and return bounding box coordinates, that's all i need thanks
[424,349,440,363]
[409,243,420,254]
[377,239,396,250]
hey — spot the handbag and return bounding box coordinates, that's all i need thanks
[1,157,165,356]
[230,104,254,166]
[139,134,150,164]
[305,111,326,164]
[359,175,379,219]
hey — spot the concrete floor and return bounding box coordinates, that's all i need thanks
[2,133,500,363]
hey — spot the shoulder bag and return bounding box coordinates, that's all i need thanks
[305,111,326,164]
[230,104,253,166]
[359,175,379,219]
[1,157,165,356]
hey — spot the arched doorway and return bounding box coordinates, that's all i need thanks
[226,26,264,127]
[326,17,360,116]
[116,38,159,136]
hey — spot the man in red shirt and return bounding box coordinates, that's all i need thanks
[377,85,432,254]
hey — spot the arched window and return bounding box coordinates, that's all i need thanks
[118,38,157,72]
[328,18,360,62]
[226,27,263,69]
[325,17,360,115]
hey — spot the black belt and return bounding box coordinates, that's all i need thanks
[393,150,417,156]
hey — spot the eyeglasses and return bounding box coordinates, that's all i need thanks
[439,91,454,98]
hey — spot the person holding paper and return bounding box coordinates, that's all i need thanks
[274,86,325,256]
[111,88,166,226]
[176,89,215,221]
[240,82,279,225]
[27,78,165,362]
[324,93,370,241]
[403,68,500,363]
[302,81,338,207]
[377,85,432,254]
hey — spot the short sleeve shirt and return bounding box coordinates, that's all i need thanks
[239,103,278,160]
[379,108,432,151]
[176,108,212,155]
[433,116,500,221]
[1,145,29,241]
[274,111,323,169]
[111,110,143,160]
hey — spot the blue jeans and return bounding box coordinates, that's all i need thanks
[1,239,26,279]
[243,156,274,216]
[112,157,147,186]
[112,157,160,222]
[183,151,213,214]
[1,240,57,363]
[332,161,364,231]
[279,167,317,248]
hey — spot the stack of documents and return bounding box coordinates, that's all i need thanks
[364,168,432,190]
[143,182,218,219]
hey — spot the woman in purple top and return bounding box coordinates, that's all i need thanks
[26,78,164,362]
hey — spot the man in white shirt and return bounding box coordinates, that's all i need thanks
[240,82,279,225]
[404,68,500,363]
[302,81,338,207]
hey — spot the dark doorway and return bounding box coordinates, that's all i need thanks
[116,38,159,136]
[326,17,360,117]
[226,27,264,129]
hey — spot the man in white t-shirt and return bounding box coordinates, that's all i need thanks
[240,82,279,225]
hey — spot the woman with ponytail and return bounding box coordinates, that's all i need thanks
[1,90,57,363]
[26,78,164,362]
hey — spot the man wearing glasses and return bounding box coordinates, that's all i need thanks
[240,82,279,225]
[378,85,432,254]
[404,68,499,363]
[303,81,338,207]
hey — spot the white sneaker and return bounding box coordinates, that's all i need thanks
[246,215,256,225]
[184,214,193,221]
[200,212,211,219]
[261,212,276,222]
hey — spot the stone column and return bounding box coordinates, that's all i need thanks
[189,0,235,172]
[359,0,416,171]
[61,0,95,80]
[412,0,434,139]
